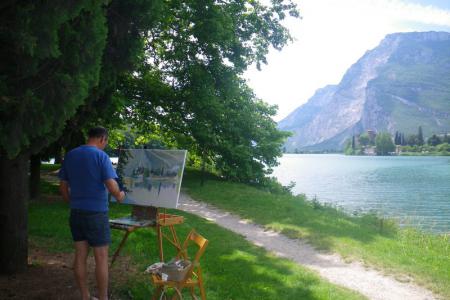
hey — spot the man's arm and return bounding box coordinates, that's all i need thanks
[59,181,70,203]
[104,178,125,202]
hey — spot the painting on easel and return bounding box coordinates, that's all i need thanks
[113,149,187,209]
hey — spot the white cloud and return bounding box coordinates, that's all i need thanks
[244,0,450,121]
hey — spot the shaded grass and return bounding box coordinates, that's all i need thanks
[40,180,60,195]
[29,201,364,300]
[183,169,450,298]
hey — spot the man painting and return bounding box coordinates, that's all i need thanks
[59,127,125,300]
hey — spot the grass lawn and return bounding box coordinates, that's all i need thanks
[30,185,364,299]
[183,169,450,299]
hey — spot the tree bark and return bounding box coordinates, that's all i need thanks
[0,153,29,274]
[29,154,41,200]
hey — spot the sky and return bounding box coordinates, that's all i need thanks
[244,0,450,121]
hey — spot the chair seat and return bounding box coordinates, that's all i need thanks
[151,274,198,287]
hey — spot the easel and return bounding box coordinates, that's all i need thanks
[109,205,184,266]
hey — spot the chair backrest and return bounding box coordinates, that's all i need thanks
[178,229,208,280]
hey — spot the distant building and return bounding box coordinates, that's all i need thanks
[363,146,376,156]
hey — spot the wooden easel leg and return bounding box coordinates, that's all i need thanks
[169,225,183,255]
[172,286,183,300]
[111,231,131,266]
[157,224,164,262]
[152,286,163,300]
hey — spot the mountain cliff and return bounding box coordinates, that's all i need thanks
[279,31,450,151]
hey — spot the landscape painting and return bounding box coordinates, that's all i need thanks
[114,149,187,209]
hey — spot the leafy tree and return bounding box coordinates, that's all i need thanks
[28,0,175,222]
[443,133,450,144]
[120,0,298,182]
[375,132,395,155]
[417,126,424,146]
[0,2,108,273]
[406,134,418,146]
[46,0,166,156]
[437,143,450,152]
[1,0,298,273]
[358,133,370,146]
[394,131,400,145]
[344,138,354,155]
[427,134,442,146]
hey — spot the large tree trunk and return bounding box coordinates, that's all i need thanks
[0,153,29,274]
[29,154,41,200]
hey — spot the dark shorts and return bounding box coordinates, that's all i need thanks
[69,209,111,247]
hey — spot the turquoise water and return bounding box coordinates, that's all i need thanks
[273,154,450,233]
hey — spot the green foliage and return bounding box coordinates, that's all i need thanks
[1,0,298,274]
[417,126,424,146]
[427,134,442,146]
[32,0,299,184]
[344,138,355,155]
[45,0,167,153]
[406,134,418,146]
[358,133,370,146]
[115,0,298,183]
[0,2,108,158]
[344,134,371,155]
[398,135,450,155]
[437,142,450,153]
[375,132,395,155]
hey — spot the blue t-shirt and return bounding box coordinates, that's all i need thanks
[59,145,117,212]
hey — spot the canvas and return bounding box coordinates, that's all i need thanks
[113,149,187,208]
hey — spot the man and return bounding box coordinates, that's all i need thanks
[59,127,125,300]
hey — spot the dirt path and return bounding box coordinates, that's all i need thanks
[178,193,438,300]
[0,245,133,300]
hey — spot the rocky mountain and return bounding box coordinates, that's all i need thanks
[279,31,450,151]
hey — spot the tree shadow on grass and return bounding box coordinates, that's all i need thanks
[111,211,362,300]
[27,200,365,299]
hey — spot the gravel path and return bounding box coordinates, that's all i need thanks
[178,193,438,300]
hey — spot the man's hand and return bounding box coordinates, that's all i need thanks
[105,179,126,203]
[117,191,126,203]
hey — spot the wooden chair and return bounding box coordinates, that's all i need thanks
[151,229,209,300]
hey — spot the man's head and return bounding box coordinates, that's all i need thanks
[87,127,109,149]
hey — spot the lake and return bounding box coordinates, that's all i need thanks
[273,154,450,233]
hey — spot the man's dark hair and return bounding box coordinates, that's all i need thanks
[88,127,108,139]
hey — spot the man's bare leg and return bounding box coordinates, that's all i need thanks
[74,241,90,300]
[93,245,109,300]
